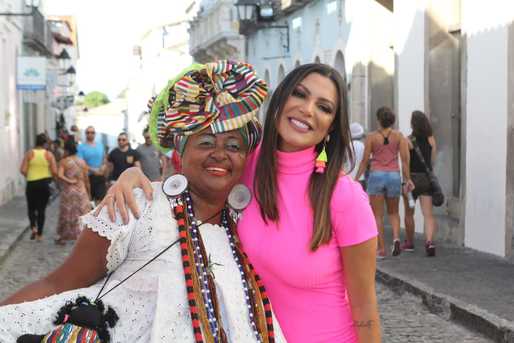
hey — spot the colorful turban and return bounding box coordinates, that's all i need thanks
[149,60,268,154]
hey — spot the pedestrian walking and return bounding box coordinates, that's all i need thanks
[77,126,107,205]
[19,133,58,241]
[347,122,366,189]
[136,126,167,181]
[55,140,92,245]
[355,107,413,258]
[107,132,140,182]
[402,110,438,256]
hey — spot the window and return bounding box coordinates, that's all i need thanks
[292,17,302,30]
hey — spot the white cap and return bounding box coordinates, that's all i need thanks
[350,122,364,139]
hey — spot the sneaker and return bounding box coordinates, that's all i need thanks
[401,240,415,252]
[376,250,386,260]
[391,239,401,256]
[425,241,436,257]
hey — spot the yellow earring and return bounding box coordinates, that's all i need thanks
[315,136,329,174]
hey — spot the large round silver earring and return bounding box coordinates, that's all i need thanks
[162,174,188,198]
[227,184,252,222]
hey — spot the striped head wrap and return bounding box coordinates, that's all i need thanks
[149,60,267,154]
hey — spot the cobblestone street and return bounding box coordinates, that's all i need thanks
[0,206,492,343]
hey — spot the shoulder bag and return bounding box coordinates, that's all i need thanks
[411,138,445,207]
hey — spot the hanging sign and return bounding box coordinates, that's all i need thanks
[17,57,47,91]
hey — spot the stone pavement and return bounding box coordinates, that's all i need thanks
[377,282,491,342]
[378,228,514,343]
[0,197,73,297]
[0,196,34,265]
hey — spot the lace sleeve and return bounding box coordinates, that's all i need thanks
[80,189,149,272]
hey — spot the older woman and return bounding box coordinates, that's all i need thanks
[0,61,283,343]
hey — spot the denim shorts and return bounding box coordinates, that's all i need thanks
[367,170,402,198]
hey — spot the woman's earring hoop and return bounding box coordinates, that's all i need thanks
[227,184,252,222]
[162,174,188,197]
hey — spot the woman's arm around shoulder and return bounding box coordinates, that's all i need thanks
[94,167,153,224]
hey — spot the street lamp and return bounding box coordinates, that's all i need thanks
[61,66,76,87]
[234,0,290,53]
[235,0,258,22]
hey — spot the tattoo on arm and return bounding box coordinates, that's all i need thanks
[353,320,374,329]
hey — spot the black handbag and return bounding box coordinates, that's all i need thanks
[411,138,445,207]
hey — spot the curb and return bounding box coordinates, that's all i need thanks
[376,267,514,343]
[0,196,59,266]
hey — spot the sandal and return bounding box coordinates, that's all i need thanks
[30,228,37,240]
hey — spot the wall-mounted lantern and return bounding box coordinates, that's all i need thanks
[234,0,290,52]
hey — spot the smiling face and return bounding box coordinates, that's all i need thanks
[180,129,248,197]
[276,72,338,152]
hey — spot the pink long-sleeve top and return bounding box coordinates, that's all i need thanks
[238,146,378,342]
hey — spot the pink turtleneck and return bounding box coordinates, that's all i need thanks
[238,145,377,343]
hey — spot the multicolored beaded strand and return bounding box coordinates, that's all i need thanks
[222,214,275,343]
[184,193,221,341]
[170,189,274,343]
[172,200,204,343]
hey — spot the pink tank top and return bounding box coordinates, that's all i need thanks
[370,131,400,171]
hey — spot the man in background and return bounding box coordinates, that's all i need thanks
[107,132,141,182]
[136,127,167,181]
[77,126,106,204]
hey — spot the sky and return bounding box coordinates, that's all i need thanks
[43,0,195,100]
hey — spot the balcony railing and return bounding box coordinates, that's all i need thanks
[189,0,244,62]
[23,8,52,55]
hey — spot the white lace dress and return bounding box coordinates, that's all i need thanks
[0,184,285,342]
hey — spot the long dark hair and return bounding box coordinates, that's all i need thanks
[254,63,353,251]
[411,110,433,138]
[35,133,47,147]
[64,139,78,156]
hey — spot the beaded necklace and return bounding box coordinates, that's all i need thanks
[169,191,275,343]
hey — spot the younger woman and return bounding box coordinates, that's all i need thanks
[355,107,412,259]
[402,110,438,256]
[55,139,91,244]
[19,133,58,241]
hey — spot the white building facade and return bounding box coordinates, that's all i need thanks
[127,23,194,145]
[189,0,245,63]
[0,0,25,205]
[190,0,514,258]
[47,15,80,138]
[0,1,79,206]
